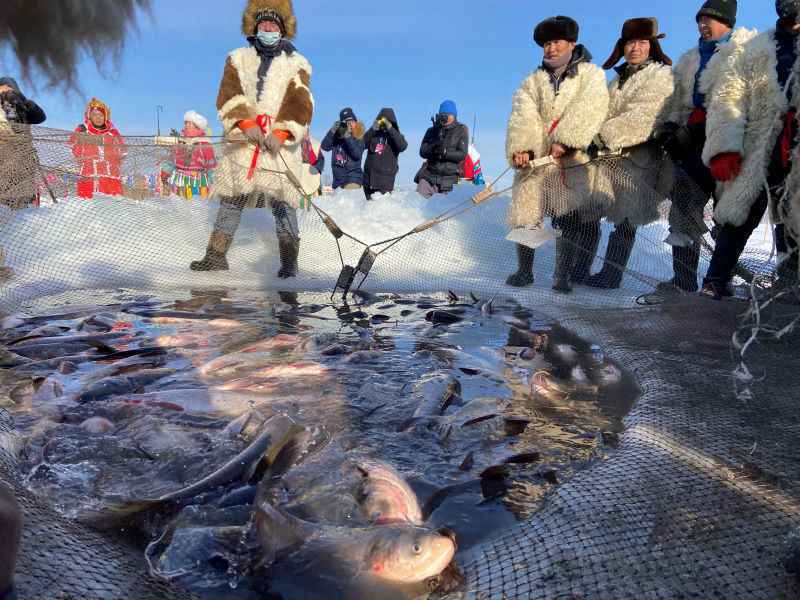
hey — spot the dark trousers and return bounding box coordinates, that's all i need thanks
[776,223,798,254]
[704,191,769,286]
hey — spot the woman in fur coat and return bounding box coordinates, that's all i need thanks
[191,0,314,279]
[578,18,675,290]
[703,1,800,297]
[505,16,609,293]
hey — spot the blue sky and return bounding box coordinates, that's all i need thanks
[1,1,778,184]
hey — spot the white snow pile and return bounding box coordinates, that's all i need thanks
[0,183,768,312]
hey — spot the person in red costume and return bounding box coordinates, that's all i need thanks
[70,98,126,199]
[701,0,800,298]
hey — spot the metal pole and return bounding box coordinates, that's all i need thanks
[156,105,164,136]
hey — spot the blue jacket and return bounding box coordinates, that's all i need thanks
[321,122,366,188]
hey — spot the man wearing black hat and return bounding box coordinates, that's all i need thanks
[578,18,675,290]
[321,107,366,190]
[505,15,609,293]
[657,0,754,293]
[702,0,800,297]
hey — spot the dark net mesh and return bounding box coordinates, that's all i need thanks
[0,126,798,598]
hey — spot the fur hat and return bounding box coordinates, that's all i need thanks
[776,0,800,21]
[183,110,208,131]
[534,16,579,47]
[602,18,673,70]
[85,97,110,120]
[242,0,297,39]
[696,0,737,28]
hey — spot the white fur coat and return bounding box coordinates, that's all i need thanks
[666,28,756,127]
[704,29,800,227]
[599,62,674,226]
[506,62,609,227]
[213,47,314,208]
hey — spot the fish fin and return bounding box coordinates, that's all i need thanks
[421,480,480,521]
[78,499,162,530]
[88,340,116,354]
[253,502,310,565]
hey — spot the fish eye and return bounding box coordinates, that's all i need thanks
[412,543,422,554]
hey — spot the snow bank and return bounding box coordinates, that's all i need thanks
[0,184,777,314]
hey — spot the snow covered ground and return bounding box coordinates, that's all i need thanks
[0,184,781,314]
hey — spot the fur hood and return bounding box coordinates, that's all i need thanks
[704,28,800,227]
[242,0,297,39]
[666,27,756,125]
[349,121,365,140]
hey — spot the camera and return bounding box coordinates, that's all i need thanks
[376,117,387,130]
[436,113,450,127]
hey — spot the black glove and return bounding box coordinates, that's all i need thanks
[657,122,691,162]
[337,122,349,137]
[330,120,342,134]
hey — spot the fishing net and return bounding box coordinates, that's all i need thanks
[0,125,798,598]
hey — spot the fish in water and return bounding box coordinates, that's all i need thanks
[399,373,461,431]
[425,310,463,325]
[81,415,305,529]
[255,502,457,586]
[115,390,263,416]
[355,460,423,526]
[250,362,330,380]
[75,368,177,403]
[530,371,570,401]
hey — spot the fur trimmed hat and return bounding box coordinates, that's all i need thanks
[533,16,579,47]
[85,97,110,120]
[696,0,737,28]
[602,18,672,70]
[183,110,208,131]
[242,0,297,39]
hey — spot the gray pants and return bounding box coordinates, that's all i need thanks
[214,194,299,241]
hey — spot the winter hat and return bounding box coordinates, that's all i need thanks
[602,18,673,69]
[534,16,579,47]
[776,0,800,20]
[339,107,357,123]
[85,97,110,120]
[438,100,458,117]
[183,110,208,131]
[242,0,297,38]
[696,0,737,28]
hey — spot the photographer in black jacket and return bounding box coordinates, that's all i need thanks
[363,108,407,200]
[415,100,469,198]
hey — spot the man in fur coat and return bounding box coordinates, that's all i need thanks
[702,0,800,297]
[505,16,609,293]
[658,0,754,293]
[577,18,674,290]
[190,0,314,279]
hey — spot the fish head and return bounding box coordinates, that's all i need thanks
[366,525,456,584]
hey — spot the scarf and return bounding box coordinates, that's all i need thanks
[615,59,653,89]
[247,36,297,101]
[693,32,731,109]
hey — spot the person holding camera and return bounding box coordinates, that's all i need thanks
[321,107,365,190]
[0,76,46,280]
[415,100,469,198]
[657,0,753,293]
[363,108,408,200]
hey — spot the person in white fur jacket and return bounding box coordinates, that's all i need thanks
[504,16,609,294]
[702,0,800,298]
[657,0,754,293]
[577,18,675,290]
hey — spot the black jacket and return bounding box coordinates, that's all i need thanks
[416,120,469,191]
[0,77,46,125]
[363,108,408,193]
[321,122,366,189]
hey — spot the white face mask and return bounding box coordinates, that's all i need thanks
[256,31,282,46]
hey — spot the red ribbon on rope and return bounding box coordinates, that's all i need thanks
[246,114,273,181]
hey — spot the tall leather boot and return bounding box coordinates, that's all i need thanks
[506,244,535,287]
[775,249,798,290]
[571,220,601,284]
[673,243,701,292]
[552,237,577,293]
[190,231,232,272]
[585,223,637,290]
[277,234,300,279]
